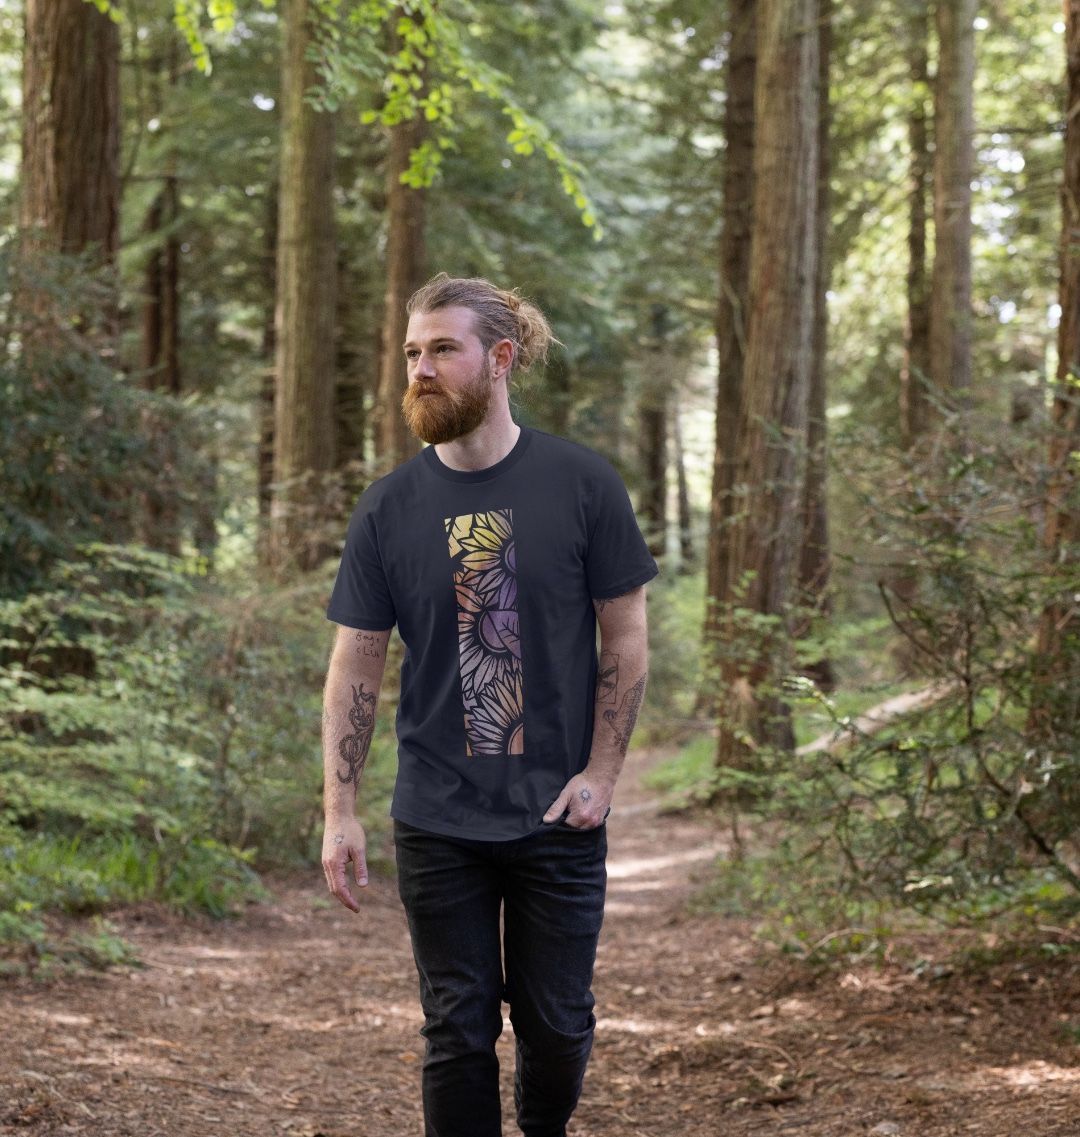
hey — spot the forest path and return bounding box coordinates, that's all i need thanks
[2,744,1078,1136]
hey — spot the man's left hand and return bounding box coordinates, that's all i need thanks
[543,769,614,829]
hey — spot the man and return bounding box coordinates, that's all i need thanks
[321,273,658,1137]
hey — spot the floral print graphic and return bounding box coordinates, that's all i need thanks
[445,508,524,757]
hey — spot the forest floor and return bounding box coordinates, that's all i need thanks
[2,745,1079,1137]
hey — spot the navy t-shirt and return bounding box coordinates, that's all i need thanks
[324,424,660,840]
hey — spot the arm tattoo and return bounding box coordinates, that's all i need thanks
[337,683,377,787]
[355,631,382,659]
[601,674,646,756]
[595,598,611,613]
[597,650,619,704]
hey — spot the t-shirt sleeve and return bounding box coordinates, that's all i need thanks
[325,501,397,630]
[584,460,660,600]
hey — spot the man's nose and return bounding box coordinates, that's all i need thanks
[414,353,437,380]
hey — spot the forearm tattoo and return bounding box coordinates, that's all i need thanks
[602,674,646,756]
[355,631,382,659]
[597,650,619,704]
[337,683,377,787]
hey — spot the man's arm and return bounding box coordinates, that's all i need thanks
[321,623,392,912]
[543,584,649,828]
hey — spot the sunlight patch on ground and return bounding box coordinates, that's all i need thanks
[979,1061,1080,1088]
[25,1009,94,1028]
[595,1015,672,1035]
[605,878,671,893]
[606,844,726,880]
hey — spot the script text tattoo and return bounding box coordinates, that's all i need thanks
[356,631,382,659]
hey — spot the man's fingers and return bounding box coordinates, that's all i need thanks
[351,846,369,887]
[326,857,361,912]
[543,788,571,823]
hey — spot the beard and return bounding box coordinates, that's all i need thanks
[401,357,496,445]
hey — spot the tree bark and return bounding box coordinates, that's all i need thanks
[699,0,756,719]
[269,0,338,572]
[928,0,975,412]
[716,0,819,762]
[18,0,120,354]
[1029,2,1080,741]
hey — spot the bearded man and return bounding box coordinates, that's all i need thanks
[321,273,658,1137]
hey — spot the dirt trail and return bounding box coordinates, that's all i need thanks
[3,746,1079,1136]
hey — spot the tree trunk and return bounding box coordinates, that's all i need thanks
[374,12,428,472]
[639,304,670,560]
[716,0,819,763]
[139,41,183,555]
[18,0,120,354]
[1029,2,1080,741]
[901,5,933,448]
[699,0,756,720]
[269,0,338,572]
[928,0,975,412]
[673,402,693,571]
[259,181,278,537]
[795,0,834,694]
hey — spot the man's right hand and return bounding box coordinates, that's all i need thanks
[321,816,368,913]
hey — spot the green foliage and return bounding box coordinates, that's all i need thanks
[0,539,399,971]
[309,0,602,232]
[685,416,1080,939]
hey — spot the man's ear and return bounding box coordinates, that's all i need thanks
[491,338,515,379]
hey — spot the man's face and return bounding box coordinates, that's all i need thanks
[401,306,497,445]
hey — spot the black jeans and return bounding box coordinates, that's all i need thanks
[393,817,608,1137]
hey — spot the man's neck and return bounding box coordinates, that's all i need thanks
[434,412,521,473]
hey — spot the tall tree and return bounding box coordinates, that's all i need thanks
[373,11,429,470]
[716,0,820,760]
[928,0,975,411]
[900,1,933,447]
[1029,1,1080,741]
[639,303,670,559]
[139,36,184,556]
[18,0,120,350]
[701,0,756,719]
[270,0,338,571]
[795,0,835,692]
[141,38,182,398]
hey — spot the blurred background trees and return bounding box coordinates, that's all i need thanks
[1,0,1078,968]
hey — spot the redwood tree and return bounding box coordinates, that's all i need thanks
[700,0,756,719]
[373,11,429,471]
[270,0,338,571]
[716,0,820,760]
[1029,1,1080,741]
[18,0,120,350]
[928,0,975,412]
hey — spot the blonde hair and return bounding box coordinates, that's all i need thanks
[406,272,558,375]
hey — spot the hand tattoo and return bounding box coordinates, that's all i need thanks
[333,834,344,845]
[337,683,377,787]
[580,788,592,804]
